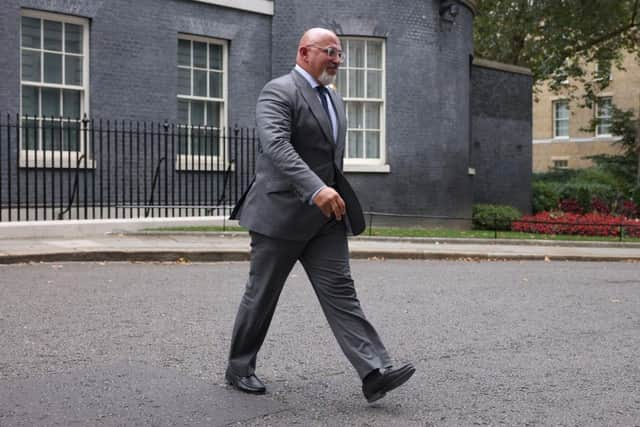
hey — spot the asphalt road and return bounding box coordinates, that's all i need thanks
[1,260,639,426]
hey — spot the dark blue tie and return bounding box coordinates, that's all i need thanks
[316,86,331,120]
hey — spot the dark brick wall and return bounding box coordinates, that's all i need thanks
[0,0,270,208]
[470,63,533,214]
[1,0,271,125]
[272,0,476,218]
[1,0,533,221]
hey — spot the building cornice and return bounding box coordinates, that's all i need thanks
[189,0,273,16]
[473,58,532,76]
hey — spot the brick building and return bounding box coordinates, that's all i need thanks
[0,0,532,223]
[532,52,640,172]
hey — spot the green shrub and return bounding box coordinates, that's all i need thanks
[557,182,616,212]
[532,181,559,213]
[472,204,522,231]
[632,185,640,203]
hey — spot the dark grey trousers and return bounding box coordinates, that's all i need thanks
[227,219,391,380]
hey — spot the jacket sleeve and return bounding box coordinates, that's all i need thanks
[255,79,325,203]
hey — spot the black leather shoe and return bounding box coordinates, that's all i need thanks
[362,363,415,403]
[225,369,266,394]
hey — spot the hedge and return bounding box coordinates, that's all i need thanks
[472,204,522,231]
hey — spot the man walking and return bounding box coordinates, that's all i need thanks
[226,27,414,403]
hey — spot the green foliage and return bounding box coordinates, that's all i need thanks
[533,167,626,213]
[532,181,559,213]
[558,182,615,211]
[533,168,578,183]
[472,204,522,231]
[474,0,640,92]
[586,105,640,187]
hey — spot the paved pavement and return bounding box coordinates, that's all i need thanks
[1,230,640,264]
[1,220,640,426]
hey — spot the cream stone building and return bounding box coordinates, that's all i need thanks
[532,52,640,172]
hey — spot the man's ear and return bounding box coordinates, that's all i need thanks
[299,46,309,62]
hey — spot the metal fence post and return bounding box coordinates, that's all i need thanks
[163,120,169,218]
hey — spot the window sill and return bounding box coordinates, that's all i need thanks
[19,152,95,169]
[343,163,390,173]
[175,157,234,172]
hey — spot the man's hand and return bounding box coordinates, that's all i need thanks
[313,187,346,220]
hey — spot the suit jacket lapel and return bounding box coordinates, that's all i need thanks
[291,70,335,145]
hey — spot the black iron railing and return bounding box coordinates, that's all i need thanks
[0,114,256,222]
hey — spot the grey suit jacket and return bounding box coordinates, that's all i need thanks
[231,69,360,241]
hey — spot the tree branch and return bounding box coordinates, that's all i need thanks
[571,2,640,56]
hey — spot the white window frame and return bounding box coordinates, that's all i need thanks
[19,9,91,169]
[553,100,569,139]
[595,97,613,137]
[593,62,613,82]
[176,34,228,171]
[551,157,569,169]
[338,37,389,173]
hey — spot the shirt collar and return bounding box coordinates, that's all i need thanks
[294,64,321,89]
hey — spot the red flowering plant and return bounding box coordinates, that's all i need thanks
[591,197,611,214]
[617,199,639,219]
[512,211,640,238]
[559,198,583,214]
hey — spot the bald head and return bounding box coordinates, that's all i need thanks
[296,28,342,86]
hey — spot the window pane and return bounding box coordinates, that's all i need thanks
[44,52,62,83]
[597,123,611,135]
[556,121,568,137]
[63,121,80,151]
[21,17,41,49]
[43,20,62,51]
[178,67,191,95]
[21,49,41,81]
[42,88,60,117]
[366,40,382,68]
[349,70,365,98]
[598,98,612,116]
[347,102,363,129]
[177,100,189,124]
[177,129,188,155]
[365,103,380,129]
[336,69,347,97]
[65,23,83,53]
[348,130,363,158]
[22,86,39,116]
[193,70,207,96]
[23,118,39,150]
[365,131,380,158]
[204,128,219,156]
[191,101,204,125]
[555,102,568,119]
[63,90,81,118]
[209,71,222,98]
[193,42,207,68]
[206,102,220,128]
[209,44,223,70]
[348,40,365,68]
[65,55,82,85]
[178,39,191,66]
[366,70,382,98]
[42,119,62,151]
[192,127,206,156]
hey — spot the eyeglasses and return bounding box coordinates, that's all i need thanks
[305,45,345,62]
